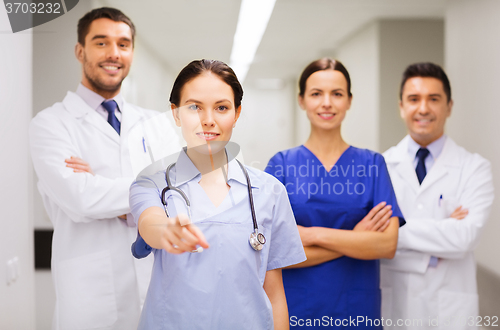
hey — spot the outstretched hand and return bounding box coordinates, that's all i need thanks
[354,202,393,232]
[158,214,210,254]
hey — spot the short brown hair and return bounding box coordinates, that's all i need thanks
[170,59,244,109]
[77,7,136,46]
[299,58,352,97]
[400,62,451,102]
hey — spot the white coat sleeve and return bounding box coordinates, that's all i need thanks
[29,110,133,222]
[397,155,494,259]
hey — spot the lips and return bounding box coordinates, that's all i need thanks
[414,118,433,125]
[100,63,122,74]
[318,112,335,120]
[196,132,220,141]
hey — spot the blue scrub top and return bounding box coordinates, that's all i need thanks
[265,145,405,329]
[129,149,306,330]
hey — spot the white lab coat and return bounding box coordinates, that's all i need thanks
[380,135,494,330]
[29,91,180,330]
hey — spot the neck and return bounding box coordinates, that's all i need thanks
[186,144,228,177]
[305,125,348,156]
[81,80,121,100]
[411,132,444,148]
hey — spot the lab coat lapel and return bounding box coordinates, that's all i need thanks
[63,91,120,144]
[120,101,143,135]
[418,138,458,196]
[387,136,420,193]
[120,102,144,177]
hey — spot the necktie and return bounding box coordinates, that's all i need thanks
[102,100,121,135]
[415,148,430,185]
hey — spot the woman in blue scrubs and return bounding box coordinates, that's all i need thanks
[265,58,405,329]
[129,59,306,329]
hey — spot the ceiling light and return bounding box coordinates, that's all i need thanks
[230,0,277,83]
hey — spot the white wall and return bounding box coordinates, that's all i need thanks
[336,22,380,151]
[233,83,296,170]
[334,20,443,153]
[445,0,500,277]
[0,7,36,330]
[379,19,444,152]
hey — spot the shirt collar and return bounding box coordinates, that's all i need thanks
[76,83,124,112]
[174,148,249,187]
[408,134,447,160]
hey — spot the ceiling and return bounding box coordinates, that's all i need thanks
[104,0,447,85]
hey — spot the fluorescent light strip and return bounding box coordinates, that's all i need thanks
[230,0,277,83]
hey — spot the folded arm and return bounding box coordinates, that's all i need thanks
[292,202,397,266]
[301,216,399,260]
[398,158,494,259]
[29,112,134,221]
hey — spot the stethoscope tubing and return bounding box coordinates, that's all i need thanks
[160,159,264,250]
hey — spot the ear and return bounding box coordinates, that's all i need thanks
[233,106,242,127]
[346,94,353,110]
[171,104,181,127]
[399,100,405,119]
[298,94,305,110]
[447,99,453,118]
[75,43,84,63]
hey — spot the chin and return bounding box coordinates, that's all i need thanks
[187,141,228,156]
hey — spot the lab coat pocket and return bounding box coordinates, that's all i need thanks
[438,290,478,330]
[57,250,118,329]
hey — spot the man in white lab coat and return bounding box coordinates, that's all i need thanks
[380,63,494,330]
[29,7,179,330]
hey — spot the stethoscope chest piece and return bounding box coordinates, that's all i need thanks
[249,230,266,251]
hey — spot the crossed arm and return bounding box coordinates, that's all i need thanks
[288,202,399,268]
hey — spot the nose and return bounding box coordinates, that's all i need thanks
[322,95,332,108]
[106,43,120,61]
[418,99,430,114]
[200,109,216,127]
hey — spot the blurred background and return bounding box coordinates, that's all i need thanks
[1,0,499,328]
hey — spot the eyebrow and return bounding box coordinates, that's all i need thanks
[310,88,345,93]
[184,99,232,104]
[91,35,132,43]
[91,35,107,41]
[406,93,442,98]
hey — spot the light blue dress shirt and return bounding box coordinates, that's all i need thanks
[407,134,447,172]
[75,83,123,121]
[129,149,306,330]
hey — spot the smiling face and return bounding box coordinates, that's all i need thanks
[75,18,133,98]
[299,70,351,131]
[171,72,240,155]
[400,77,453,146]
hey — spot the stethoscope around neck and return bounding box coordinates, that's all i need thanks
[160,159,266,252]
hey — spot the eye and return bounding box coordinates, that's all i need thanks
[311,92,320,97]
[216,105,228,111]
[334,92,343,97]
[188,104,199,111]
